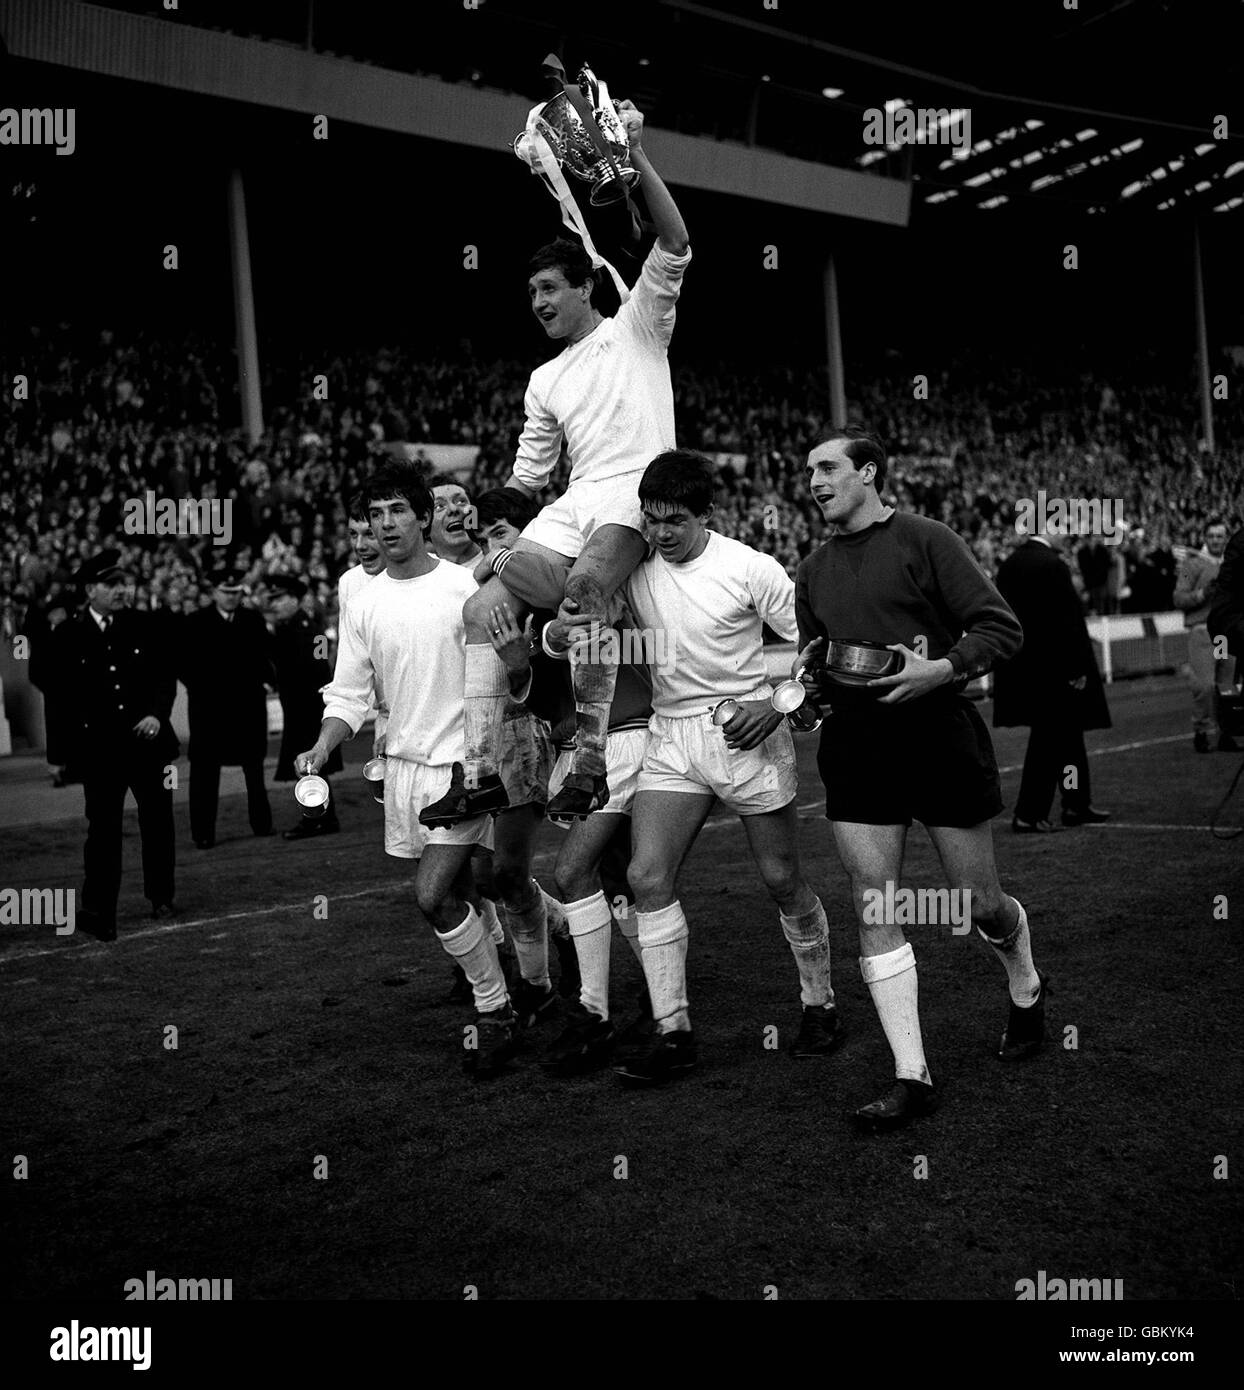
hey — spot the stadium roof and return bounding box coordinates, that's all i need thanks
[24,0,1244,215]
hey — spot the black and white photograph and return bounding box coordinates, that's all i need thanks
[1,0,1241,1366]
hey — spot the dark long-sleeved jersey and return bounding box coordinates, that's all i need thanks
[795,511,1022,683]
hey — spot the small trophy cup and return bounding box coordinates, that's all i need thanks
[771,679,823,733]
[362,756,386,806]
[294,774,330,820]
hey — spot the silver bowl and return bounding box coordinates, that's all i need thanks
[823,639,902,687]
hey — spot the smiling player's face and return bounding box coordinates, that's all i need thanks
[528,267,593,341]
[348,518,385,575]
[430,485,475,556]
[806,441,875,529]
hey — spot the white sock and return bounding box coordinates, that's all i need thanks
[539,884,570,941]
[780,898,834,1008]
[564,890,613,1019]
[612,899,645,966]
[637,901,690,1034]
[978,898,1040,1007]
[478,896,505,946]
[437,904,507,1014]
[506,879,549,988]
[860,942,930,1085]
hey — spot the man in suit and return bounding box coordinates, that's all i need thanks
[178,562,274,848]
[49,550,179,941]
[260,573,342,839]
[994,521,1112,832]
[1176,519,1237,753]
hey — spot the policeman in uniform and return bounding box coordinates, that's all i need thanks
[261,574,342,839]
[178,562,274,847]
[50,550,178,941]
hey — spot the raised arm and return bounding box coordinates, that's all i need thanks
[616,101,689,255]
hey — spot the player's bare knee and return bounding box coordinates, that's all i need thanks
[627,857,673,906]
[492,858,531,907]
[970,887,1009,932]
[759,862,802,908]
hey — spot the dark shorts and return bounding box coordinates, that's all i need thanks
[816,692,1003,828]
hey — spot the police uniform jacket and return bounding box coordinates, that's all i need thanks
[49,608,180,767]
[271,611,342,781]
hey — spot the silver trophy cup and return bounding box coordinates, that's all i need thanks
[514,64,641,207]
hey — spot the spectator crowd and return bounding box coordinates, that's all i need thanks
[3,324,1242,652]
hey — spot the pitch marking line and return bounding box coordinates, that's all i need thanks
[1,735,1231,970]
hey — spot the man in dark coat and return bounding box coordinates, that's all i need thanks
[261,574,342,839]
[49,550,179,941]
[178,563,274,848]
[1208,525,1244,743]
[994,526,1112,832]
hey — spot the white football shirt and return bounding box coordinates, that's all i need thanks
[512,242,692,492]
[323,559,477,766]
[625,530,797,719]
[336,563,373,631]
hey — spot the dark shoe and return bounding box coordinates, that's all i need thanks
[419,762,509,828]
[1060,806,1111,827]
[1218,733,1241,753]
[553,931,581,1000]
[1194,732,1212,753]
[788,1003,846,1059]
[282,817,340,841]
[546,772,610,824]
[77,910,117,943]
[1012,816,1061,834]
[464,1004,519,1080]
[149,901,179,921]
[542,1001,617,1076]
[999,971,1050,1062]
[853,1078,938,1132]
[194,838,215,850]
[511,977,559,1030]
[614,1028,697,1086]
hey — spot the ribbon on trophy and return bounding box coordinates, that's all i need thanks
[513,55,652,304]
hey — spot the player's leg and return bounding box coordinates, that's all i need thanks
[615,788,715,1084]
[416,841,517,1079]
[539,810,627,1075]
[738,800,842,1058]
[492,801,559,1027]
[421,541,570,826]
[927,821,1047,1061]
[551,524,649,816]
[554,811,625,1014]
[833,820,939,1130]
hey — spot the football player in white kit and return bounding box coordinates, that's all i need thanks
[297,464,523,1077]
[420,98,691,829]
[563,451,843,1086]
